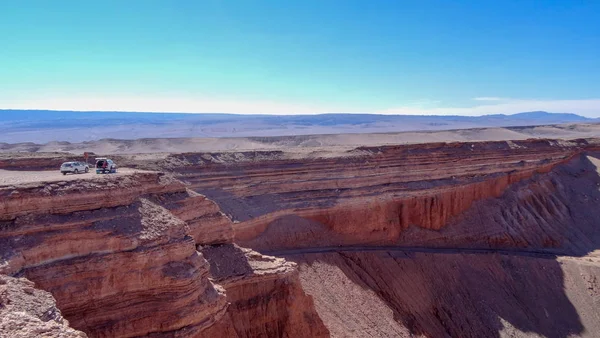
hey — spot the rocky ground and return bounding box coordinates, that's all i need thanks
[1,136,600,337]
[0,168,141,186]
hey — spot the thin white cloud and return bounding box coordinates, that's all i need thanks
[472,97,505,101]
[404,99,442,108]
[376,99,600,118]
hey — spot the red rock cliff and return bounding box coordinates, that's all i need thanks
[153,190,329,337]
[1,170,328,337]
[0,172,228,337]
[170,139,590,251]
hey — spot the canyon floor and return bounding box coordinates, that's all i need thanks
[1,133,600,337]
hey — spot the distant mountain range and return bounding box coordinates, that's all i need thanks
[485,111,590,122]
[0,109,597,143]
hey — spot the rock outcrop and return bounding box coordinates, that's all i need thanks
[149,188,235,245]
[0,275,87,337]
[1,170,326,337]
[0,172,229,337]
[199,244,328,338]
[153,190,329,337]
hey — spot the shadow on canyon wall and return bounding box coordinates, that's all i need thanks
[286,153,600,337]
[294,251,585,338]
[188,150,600,337]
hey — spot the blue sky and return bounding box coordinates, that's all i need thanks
[1,1,600,116]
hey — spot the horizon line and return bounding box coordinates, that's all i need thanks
[0,108,586,118]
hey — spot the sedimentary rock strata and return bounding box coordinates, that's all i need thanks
[149,188,235,245]
[199,244,328,338]
[1,138,600,337]
[0,170,326,337]
[168,139,594,250]
[0,172,229,336]
[165,138,600,337]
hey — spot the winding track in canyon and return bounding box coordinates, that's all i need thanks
[266,245,572,259]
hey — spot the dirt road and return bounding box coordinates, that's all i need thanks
[0,168,144,187]
[265,245,571,259]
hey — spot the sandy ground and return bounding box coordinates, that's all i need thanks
[0,168,142,187]
[1,123,600,155]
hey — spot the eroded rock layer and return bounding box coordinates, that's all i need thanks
[168,139,594,250]
[0,172,229,337]
[163,139,600,337]
[199,244,329,338]
[0,170,326,337]
[2,138,600,338]
[149,188,235,245]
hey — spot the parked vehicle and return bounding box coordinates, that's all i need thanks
[60,162,90,175]
[95,158,117,174]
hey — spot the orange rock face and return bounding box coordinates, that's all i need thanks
[1,170,326,337]
[199,244,329,338]
[171,139,589,251]
[151,189,328,338]
[1,173,229,337]
[149,188,235,245]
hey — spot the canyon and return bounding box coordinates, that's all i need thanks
[1,137,600,337]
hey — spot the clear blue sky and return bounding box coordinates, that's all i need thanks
[1,0,600,116]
